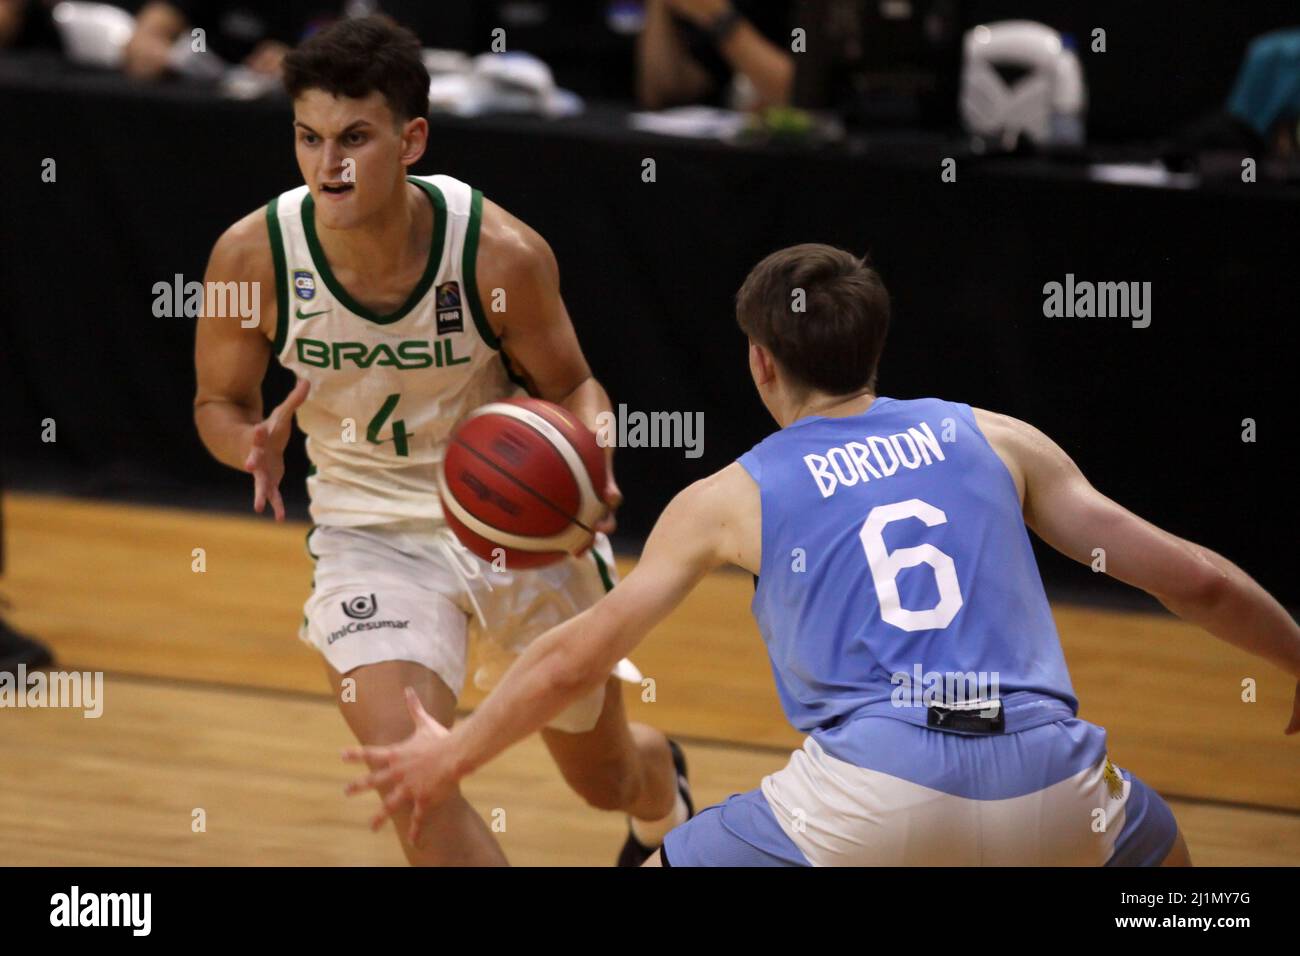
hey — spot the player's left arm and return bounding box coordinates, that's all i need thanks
[475,200,622,532]
[342,463,759,831]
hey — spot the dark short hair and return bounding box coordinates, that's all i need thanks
[736,243,891,395]
[283,16,429,122]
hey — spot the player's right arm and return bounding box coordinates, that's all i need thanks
[193,212,273,469]
[976,409,1300,732]
[193,211,308,520]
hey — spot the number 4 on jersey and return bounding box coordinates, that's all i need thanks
[367,393,412,457]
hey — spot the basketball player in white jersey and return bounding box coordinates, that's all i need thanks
[193,16,690,866]
[341,244,1300,866]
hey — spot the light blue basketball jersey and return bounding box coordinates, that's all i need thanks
[738,397,1079,767]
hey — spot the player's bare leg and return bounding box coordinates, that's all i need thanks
[326,660,507,866]
[541,676,680,828]
[1160,828,1192,866]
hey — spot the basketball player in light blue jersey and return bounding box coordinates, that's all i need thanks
[343,243,1300,866]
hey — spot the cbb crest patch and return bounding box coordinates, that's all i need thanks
[294,270,317,301]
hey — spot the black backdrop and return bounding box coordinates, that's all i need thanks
[0,61,1295,606]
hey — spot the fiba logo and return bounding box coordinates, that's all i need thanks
[341,593,378,620]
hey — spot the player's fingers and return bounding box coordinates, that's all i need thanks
[269,486,286,522]
[369,785,410,831]
[591,507,617,539]
[1286,682,1300,734]
[604,475,623,512]
[343,744,394,768]
[343,765,398,796]
[405,687,447,736]
[278,377,311,417]
[407,801,427,846]
[249,422,269,449]
[266,410,292,446]
[378,785,411,822]
[251,472,267,514]
[243,441,264,474]
[402,686,428,728]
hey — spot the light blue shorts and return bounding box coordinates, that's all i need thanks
[662,717,1178,867]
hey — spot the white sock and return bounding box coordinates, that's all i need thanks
[630,791,688,847]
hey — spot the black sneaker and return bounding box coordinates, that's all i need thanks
[0,614,53,676]
[617,738,694,867]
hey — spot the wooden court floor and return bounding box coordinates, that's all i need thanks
[1,493,1296,866]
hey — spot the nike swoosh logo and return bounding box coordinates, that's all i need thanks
[296,307,330,320]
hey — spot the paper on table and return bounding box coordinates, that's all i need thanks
[628,106,747,140]
[1087,163,1200,190]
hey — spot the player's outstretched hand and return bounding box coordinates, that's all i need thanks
[341,687,461,844]
[1287,680,1300,736]
[243,377,310,521]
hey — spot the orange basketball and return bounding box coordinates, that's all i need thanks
[438,398,607,569]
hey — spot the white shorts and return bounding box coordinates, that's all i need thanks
[298,520,634,733]
[759,733,1126,866]
[663,716,1177,866]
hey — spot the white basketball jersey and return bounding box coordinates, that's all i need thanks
[266,174,523,526]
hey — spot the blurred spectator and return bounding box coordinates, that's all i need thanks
[638,0,794,110]
[1227,28,1300,158]
[0,0,63,51]
[1166,26,1300,170]
[122,0,340,80]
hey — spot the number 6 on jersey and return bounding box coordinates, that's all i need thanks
[860,498,964,632]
